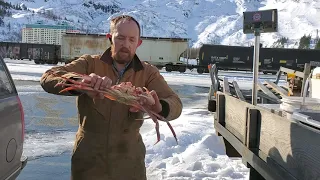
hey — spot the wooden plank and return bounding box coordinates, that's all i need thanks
[259,110,320,179]
[214,120,296,180]
[223,77,230,95]
[295,71,304,79]
[232,81,245,101]
[257,81,281,102]
[264,80,288,97]
[223,92,255,143]
[279,67,304,78]
[223,94,320,180]
[280,67,295,74]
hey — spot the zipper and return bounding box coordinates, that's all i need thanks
[106,61,131,160]
[116,76,121,84]
[106,63,125,160]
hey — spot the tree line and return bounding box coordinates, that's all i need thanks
[83,1,120,14]
[272,34,320,49]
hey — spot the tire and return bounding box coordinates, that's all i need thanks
[179,66,186,73]
[197,68,204,74]
[165,65,172,72]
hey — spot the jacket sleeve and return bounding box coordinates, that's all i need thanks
[40,55,94,96]
[146,67,182,121]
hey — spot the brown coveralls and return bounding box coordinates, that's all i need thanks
[40,48,183,180]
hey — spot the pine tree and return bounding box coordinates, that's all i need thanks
[298,34,311,49]
[272,36,289,48]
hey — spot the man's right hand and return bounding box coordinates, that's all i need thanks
[81,73,112,99]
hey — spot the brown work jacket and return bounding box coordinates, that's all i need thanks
[40,48,183,180]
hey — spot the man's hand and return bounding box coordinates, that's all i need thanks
[81,73,112,99]
[129,90,162,114]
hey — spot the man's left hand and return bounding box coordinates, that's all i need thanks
[129,90,162,114]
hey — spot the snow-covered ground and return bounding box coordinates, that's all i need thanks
[4,58,286,180]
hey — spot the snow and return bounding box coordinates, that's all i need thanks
[4,58,287,179]
[5,59,285,88]
[2,0,320,48]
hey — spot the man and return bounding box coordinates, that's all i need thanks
[40,15,182,180]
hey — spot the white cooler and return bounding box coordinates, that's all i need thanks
[311,67,320,99]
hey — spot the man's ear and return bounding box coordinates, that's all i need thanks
[137,39,142,47]
[106,33,112,44]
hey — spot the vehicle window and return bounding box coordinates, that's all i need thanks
[0,60,14,97]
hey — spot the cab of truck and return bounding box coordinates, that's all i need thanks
[0,57,27,180]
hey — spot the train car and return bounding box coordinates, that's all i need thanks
[61,33,189,71]
[197,44,320,74]
[31,44,61,64]
[61,33,110,63]
[0,42,61,64]
[136,36,188,71]
[0,42,21,59]
[197,44,254,73]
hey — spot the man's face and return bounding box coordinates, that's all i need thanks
[110,19,142,64]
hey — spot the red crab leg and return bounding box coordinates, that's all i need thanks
[135,105,161,145]
[166,122,178,145]
[151,113,178,145]
[150,112,178,144]
[136,110,178,145]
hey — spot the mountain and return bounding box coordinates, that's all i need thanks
[1,0,320,48]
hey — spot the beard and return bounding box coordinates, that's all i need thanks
[111,46,134,64]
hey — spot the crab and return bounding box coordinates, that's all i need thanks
[47,70,178,145]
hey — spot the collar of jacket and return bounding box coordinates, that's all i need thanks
[99,47,144,72]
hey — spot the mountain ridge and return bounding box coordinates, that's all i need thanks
[1,0,320,48]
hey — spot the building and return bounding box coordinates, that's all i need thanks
[21,21,79,45]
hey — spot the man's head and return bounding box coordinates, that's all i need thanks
[107,15,142,64]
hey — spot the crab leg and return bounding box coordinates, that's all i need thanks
[135,110,178,145]
[166,122,178,144]
[50,70,178,145]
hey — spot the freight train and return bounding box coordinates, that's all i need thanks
[1,39,320,74]
[60,33,189,71]
[0,41,60,64]
[192,44,320,74]
[0,33,189,69]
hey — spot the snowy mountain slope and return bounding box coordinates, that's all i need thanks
[1,0,320,48]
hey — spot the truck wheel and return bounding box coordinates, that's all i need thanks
[165,65,172,72]
[34,60,40,64]
[179,66,186,73]
[197,68,204,74]
[208,99,216,112]
[49,61,58,65]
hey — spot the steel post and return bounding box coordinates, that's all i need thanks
[252,30,261,105]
